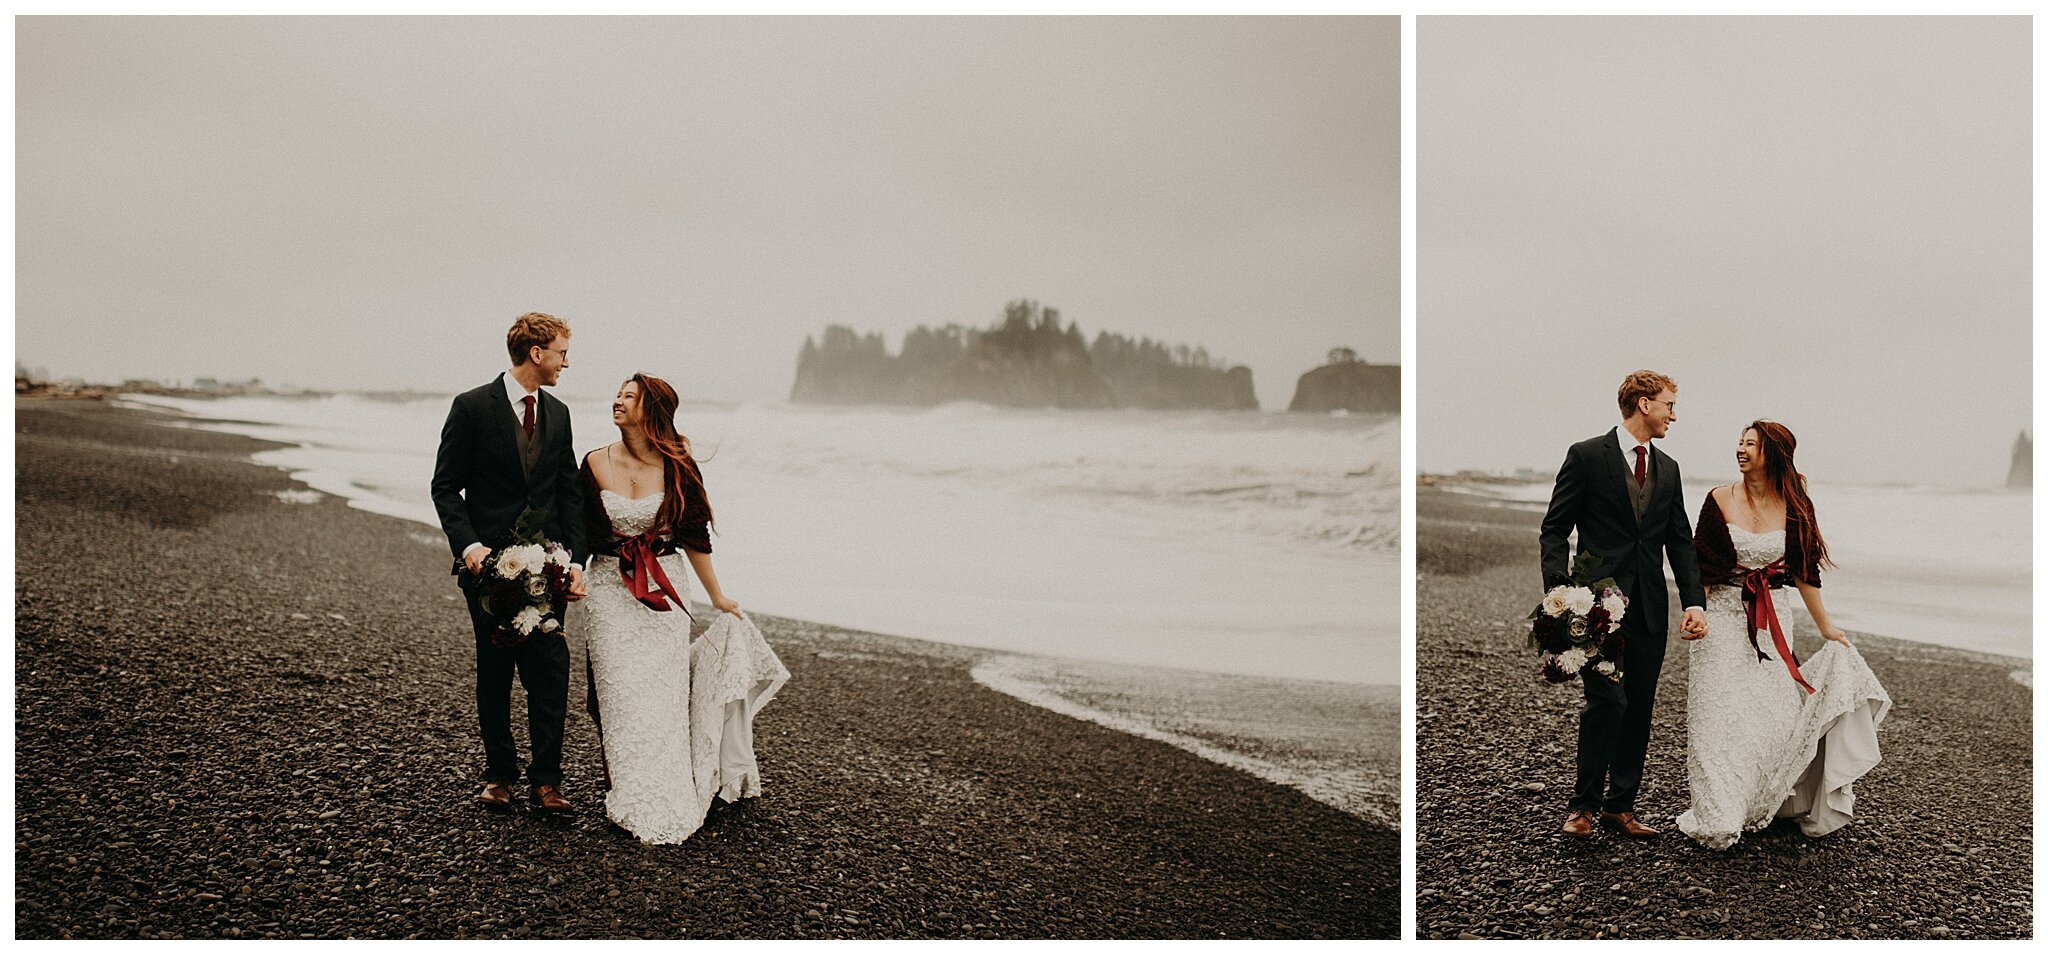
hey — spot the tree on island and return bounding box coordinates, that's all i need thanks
[790,299,1256,410]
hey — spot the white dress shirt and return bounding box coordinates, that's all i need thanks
[1614,426,1651,484]
[501,370,539,424]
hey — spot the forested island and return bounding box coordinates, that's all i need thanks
[790,300,1257,411]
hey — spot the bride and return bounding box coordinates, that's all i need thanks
[1676,420,1891,850]
[578,372,789,844]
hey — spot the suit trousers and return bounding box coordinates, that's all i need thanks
[1571,602,1668,814]
[462,576,570,788]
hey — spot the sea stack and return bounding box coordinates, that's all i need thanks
[2008,430,2031,489]
[1288,347,1399,413]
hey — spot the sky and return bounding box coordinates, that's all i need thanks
[1419,16,2030,489]
[15,16,1399,410]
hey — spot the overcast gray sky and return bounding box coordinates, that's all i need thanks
[1420,17,2030,488]
[17,16,1398,408]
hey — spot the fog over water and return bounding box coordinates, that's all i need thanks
[17,17,1398,410]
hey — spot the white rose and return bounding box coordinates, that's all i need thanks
[511,605,543,635]
[494,548,527,579]
[1594,660,1616,675]
[1564,587,1596,617]
[1601,593,1627,621]
[1556,647,1588,674]
[546,546,571,568]
[540,618,560,633]
[1541,587,1570,618]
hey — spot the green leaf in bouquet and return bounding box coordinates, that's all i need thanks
[510,506,553,546]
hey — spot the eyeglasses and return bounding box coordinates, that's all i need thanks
[538,347,569,361]
[1646,398,1676,412]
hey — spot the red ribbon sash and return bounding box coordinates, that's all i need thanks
[1740,558,1812,694]
[616,532,692,619]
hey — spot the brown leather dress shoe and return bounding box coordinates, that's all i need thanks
[1560,809,1596,838]
[1600,810,1660,837]
[476,782,513,810]
[531,784,573,814]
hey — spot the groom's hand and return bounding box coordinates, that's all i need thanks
[565,567,587,602]
[463,544,491,576]
[1679,607,1708,640]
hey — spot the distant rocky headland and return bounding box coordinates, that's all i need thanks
[1288,348,1399,413]
[15,368,328,401]
[790,300,1258,411]
[2008,430,2031,489]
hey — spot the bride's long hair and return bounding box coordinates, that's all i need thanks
[1748,419,1830,574]
[625,373,713,536]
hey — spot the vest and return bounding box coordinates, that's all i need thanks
[513,397,544,479]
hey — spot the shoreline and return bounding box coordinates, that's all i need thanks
[15,398,1396,939]
[1415,484,2032,940]
[108,390,1400,686]
[971,656,1397,828]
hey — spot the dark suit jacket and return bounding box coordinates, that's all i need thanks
[1539,428,1705,633]
[431,375,588,573]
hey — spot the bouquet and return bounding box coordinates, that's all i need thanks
[477,509,574,648]
[1528,552,1628,684]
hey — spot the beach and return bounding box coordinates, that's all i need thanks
[13,399,1395,939]
[1414,483,2032,940]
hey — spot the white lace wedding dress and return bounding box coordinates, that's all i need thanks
[1676,526,1892,850]
[582,489,790,844]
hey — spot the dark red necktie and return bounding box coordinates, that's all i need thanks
[522,395,536,438]
[1632,445,1646,485]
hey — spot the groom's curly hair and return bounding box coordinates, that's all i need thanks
[1616,370,1675,418]
[506,312,570,365]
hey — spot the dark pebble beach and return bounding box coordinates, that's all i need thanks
[1415,483,2033,940]
[14,399,1395,939]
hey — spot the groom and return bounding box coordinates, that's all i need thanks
[431,312,590,813]
[1539,369,1707,838]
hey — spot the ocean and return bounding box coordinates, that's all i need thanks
[1440,478,2031,660]
[124,392,1400,686]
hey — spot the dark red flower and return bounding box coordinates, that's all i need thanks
[1586,606,1611,634]
[490,578,523,610]
[1601,630,1626,661]
[1541,658,1575,684]
[1531,614,1572,654]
